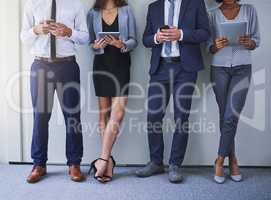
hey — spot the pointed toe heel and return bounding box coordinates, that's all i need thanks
[214,175,226,184]
[214,159,226,184]
[230,174,243,182]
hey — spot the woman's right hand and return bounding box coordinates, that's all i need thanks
[210,37,229,54]
[93,38,108,49]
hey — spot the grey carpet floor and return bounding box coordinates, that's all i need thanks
[0,165,270,200]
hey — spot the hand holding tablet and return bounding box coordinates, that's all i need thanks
[94,32,125,49]
[93,38,108,49]
[219,22,248,45]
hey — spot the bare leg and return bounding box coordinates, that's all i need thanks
[98,97,111,139]
[93,97,111,181]
[95,97,128,180]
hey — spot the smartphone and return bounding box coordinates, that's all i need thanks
[160,25,170,31]
[46,20,57,31]
[44,19,55,25]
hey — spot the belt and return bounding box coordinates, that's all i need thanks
[160,57,181,64]
[35,56,76,63]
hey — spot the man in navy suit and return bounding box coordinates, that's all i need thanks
[136,0,210,183]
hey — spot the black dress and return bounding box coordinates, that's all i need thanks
[93,15,131,97]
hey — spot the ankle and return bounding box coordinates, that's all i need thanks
[229,155,237,163]
[98,154,109,161]
[216,156,225,166]
[230,161,238,167]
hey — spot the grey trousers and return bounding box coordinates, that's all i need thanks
[211,65,251,157]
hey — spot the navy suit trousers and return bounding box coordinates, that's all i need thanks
[147,61,198,167]
[30,59,83,166]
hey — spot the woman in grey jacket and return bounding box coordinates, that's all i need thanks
[208,0,260,184]
[87,0,137,183]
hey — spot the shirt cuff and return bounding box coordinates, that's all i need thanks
[69,29,78,42]
[30,28,38,37]
[179,29,183,41]
[154,33,160,44]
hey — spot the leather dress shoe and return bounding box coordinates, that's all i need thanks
[27,165,47,183]
[69,165,85,182]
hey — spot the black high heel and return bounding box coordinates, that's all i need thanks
[88,158,109,183]
[103,156,116,182]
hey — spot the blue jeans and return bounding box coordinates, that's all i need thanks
[30,60,83,166]
[211,65,251,157]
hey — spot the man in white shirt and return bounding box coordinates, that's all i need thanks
[21,0,89,183]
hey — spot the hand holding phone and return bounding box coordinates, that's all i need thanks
[157,25,182,43]
[33,20,54,35]
[156,25,171,43]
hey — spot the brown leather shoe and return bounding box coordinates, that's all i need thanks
[27,166,47,183]
[69,165,85,182]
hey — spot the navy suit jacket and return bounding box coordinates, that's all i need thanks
[143,0,210,75]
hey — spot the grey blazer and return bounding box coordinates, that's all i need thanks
[87,5,138,54]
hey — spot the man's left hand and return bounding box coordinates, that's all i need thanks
[161,26,182,42]
[50,22,72,37]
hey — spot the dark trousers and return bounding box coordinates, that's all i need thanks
[147,61,198,167]
[211,65,251,157]
[30,59,83,166]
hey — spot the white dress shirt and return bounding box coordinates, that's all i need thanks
[21,0,89,58]
[155,0,183,57]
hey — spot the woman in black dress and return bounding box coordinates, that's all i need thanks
[87,0,137,182]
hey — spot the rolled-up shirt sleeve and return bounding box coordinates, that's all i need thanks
[69,4,89,45]
[20,0,38,45]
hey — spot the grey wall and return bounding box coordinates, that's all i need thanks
[1,0,270,165]
[0,0,7,163]
[0,0,21,164]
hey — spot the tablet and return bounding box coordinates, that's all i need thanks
[219,22,248,45]
[98,32,120,39]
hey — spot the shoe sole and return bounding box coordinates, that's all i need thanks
[213,177,226,184]
[213,179,226,184]
[26,173,47,184]
[230,176,243,182]
[27,179,40,184]
[136,169,165,178]
[169,179,183,184]
[70,177,85,182]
